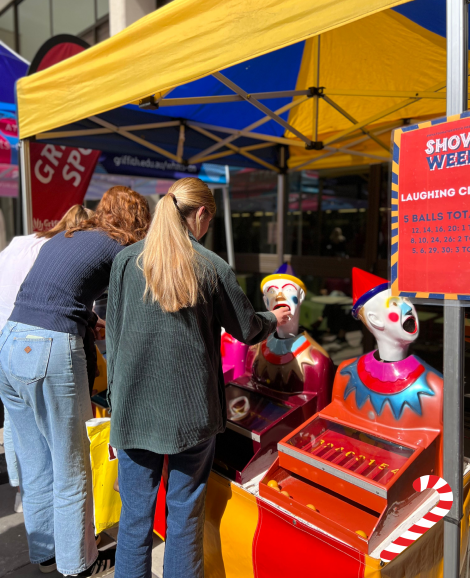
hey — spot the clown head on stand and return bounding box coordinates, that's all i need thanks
[351,268,419,362]
[261,263,306,339]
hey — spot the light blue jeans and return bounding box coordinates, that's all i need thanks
[3,408,19,486]
[0,322,98,575]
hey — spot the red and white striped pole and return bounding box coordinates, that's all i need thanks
[380,476,453,563]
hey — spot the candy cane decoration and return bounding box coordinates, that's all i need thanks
[380,475,453,563]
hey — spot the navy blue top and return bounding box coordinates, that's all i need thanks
[10,230,124,337]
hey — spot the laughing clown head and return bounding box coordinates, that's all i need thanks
[261,263,306,338]
[351,268,419,361]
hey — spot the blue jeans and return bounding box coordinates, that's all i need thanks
[115,437,216,578]
[3,408,19,486]
[0,322,98,575]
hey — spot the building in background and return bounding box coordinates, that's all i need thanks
[0,0,177,60]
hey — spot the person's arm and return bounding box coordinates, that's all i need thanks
[215,267,289,345]
[106,257,125,412]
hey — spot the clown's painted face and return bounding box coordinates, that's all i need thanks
[363,288,419,344]
[263,279,305,319]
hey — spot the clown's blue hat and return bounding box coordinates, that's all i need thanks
[260,262,306,294]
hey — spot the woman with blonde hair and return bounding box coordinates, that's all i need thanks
[0,204,93,514]
[0,186,151,577]
[107,177,290,578]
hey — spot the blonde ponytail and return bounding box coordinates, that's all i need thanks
[139,178,217,312]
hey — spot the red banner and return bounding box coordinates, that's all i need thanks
[30,143,100,232]
[394,115,470,297]
[28,35,99,231]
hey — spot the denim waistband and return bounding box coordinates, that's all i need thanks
[0,321,83,347]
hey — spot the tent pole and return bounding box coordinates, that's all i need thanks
[19,139,33,235]
[187,120,305,148]
[289,124,401,172]
[297,192,303,257]
[189,96,309,164]
[276,147,287,267]
[213,72,312,146]
[312,35,320,142]
[223,166,235,270]
[190,124,280,171]
[322,95,390,153]
[324,79,447,147]
[444,0,467,576]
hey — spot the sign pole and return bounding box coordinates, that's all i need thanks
[444,0,467,575]
[19,139,33,235]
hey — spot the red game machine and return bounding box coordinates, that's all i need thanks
[260,269,444,554]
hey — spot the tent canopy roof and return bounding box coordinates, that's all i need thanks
[17,0,458,171]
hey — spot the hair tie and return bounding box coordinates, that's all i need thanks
[168,192,182,214]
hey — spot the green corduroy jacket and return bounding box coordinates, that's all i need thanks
[107,235,277,454]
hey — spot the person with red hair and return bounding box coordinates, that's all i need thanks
[0,186,150,577]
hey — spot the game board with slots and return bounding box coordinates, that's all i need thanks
[213,379,321,484]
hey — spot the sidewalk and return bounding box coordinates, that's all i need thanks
[0,429,165,578]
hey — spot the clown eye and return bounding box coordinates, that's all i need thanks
[392,302,398,307]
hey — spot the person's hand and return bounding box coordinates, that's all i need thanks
[272,306,291,326]
[93,317,106,340]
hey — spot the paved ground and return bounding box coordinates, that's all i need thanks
[0,428,165,578]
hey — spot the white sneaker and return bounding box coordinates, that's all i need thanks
[14,491,23,513]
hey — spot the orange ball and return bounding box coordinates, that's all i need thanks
[306,504,317,511]
[267,480,279,489]
[355,530,368,539]
[281,490,290,497]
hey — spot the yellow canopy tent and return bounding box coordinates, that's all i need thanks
[17,0,411,140]
[15,0,421,262]
[16,0,461,176]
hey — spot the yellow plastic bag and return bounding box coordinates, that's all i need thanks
[86,417,121,532]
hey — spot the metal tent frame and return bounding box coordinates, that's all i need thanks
[25,65,451,269]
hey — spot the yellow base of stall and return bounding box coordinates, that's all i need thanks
[203,471,470,578]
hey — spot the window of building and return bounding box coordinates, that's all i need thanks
[17,0,51,61]
[52,0,95,37]
[0,0,110,61]
[0,5,15,50]
[96,0,109,20]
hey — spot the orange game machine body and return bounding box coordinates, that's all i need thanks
[213,264,334,484]
[260,269,444,555]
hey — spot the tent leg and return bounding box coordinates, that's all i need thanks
[223,167,235,270]
[19,140,33,235]
[276,174,286,267]
[444,1,467,576]
[297,192,303,256]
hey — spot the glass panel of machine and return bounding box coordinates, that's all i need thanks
[286,417,414,484]
[225,384,291,432]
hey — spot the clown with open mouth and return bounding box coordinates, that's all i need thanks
[340,268,440,421]
[244,263,334,407]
